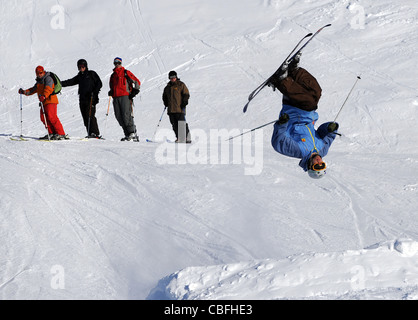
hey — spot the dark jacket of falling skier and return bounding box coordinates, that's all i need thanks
[269,67,322,112]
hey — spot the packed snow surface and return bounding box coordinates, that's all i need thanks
[0,0,417,300]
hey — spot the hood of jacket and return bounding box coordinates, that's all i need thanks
[36,71,52,84]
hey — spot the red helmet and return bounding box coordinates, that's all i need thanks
[35,66,45,76]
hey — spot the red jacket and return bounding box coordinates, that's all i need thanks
[109,67,141,98]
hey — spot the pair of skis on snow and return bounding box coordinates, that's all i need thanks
[9,135,104,142]
[243,24,331,113]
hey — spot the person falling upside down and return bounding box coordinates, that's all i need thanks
[269,54,339,179]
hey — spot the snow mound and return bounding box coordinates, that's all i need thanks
[148,239,418,300]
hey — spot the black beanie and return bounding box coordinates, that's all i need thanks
[77,59,88,69]
[169,71,177,79]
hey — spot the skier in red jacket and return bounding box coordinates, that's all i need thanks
[108,57,141,141]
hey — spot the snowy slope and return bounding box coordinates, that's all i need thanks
[0,0,418,300]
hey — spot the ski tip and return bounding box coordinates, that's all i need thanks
[325,23,332,27]
[243,102,250,113]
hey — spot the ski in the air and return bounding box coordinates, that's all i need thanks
[243,24,331,113]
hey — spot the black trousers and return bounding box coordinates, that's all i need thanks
[80,99,100,136]
[169,113,190,142]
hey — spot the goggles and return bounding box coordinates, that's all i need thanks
[311,161,327,171]
[309,153,327,171]
[169,76,177,80]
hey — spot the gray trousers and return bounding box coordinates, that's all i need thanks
[113,96,136,137]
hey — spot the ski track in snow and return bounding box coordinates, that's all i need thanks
[129,0,166,76]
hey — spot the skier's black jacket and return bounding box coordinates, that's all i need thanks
[62,69,102,102]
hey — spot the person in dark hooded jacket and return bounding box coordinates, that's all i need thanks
[61,59,103,138]
[162,71,191,143]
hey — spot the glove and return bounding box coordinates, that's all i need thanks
[92,94,99,105]
[18,88,25,95]
[327,122,339,133]
[39,95,46,103]
[108,90,113,97]
[129,88,140,100]
[181,100,188,109]
[277,113,289,125]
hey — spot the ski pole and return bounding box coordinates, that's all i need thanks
[227,119,277,141]
[131,99,138,140]
[103,96,112,137]
[150,106,167,142]
[87,93,93,137]
[20,94,23,138]
[106,96,112,117]
[334,75,361,123]
[39,102,51,141]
